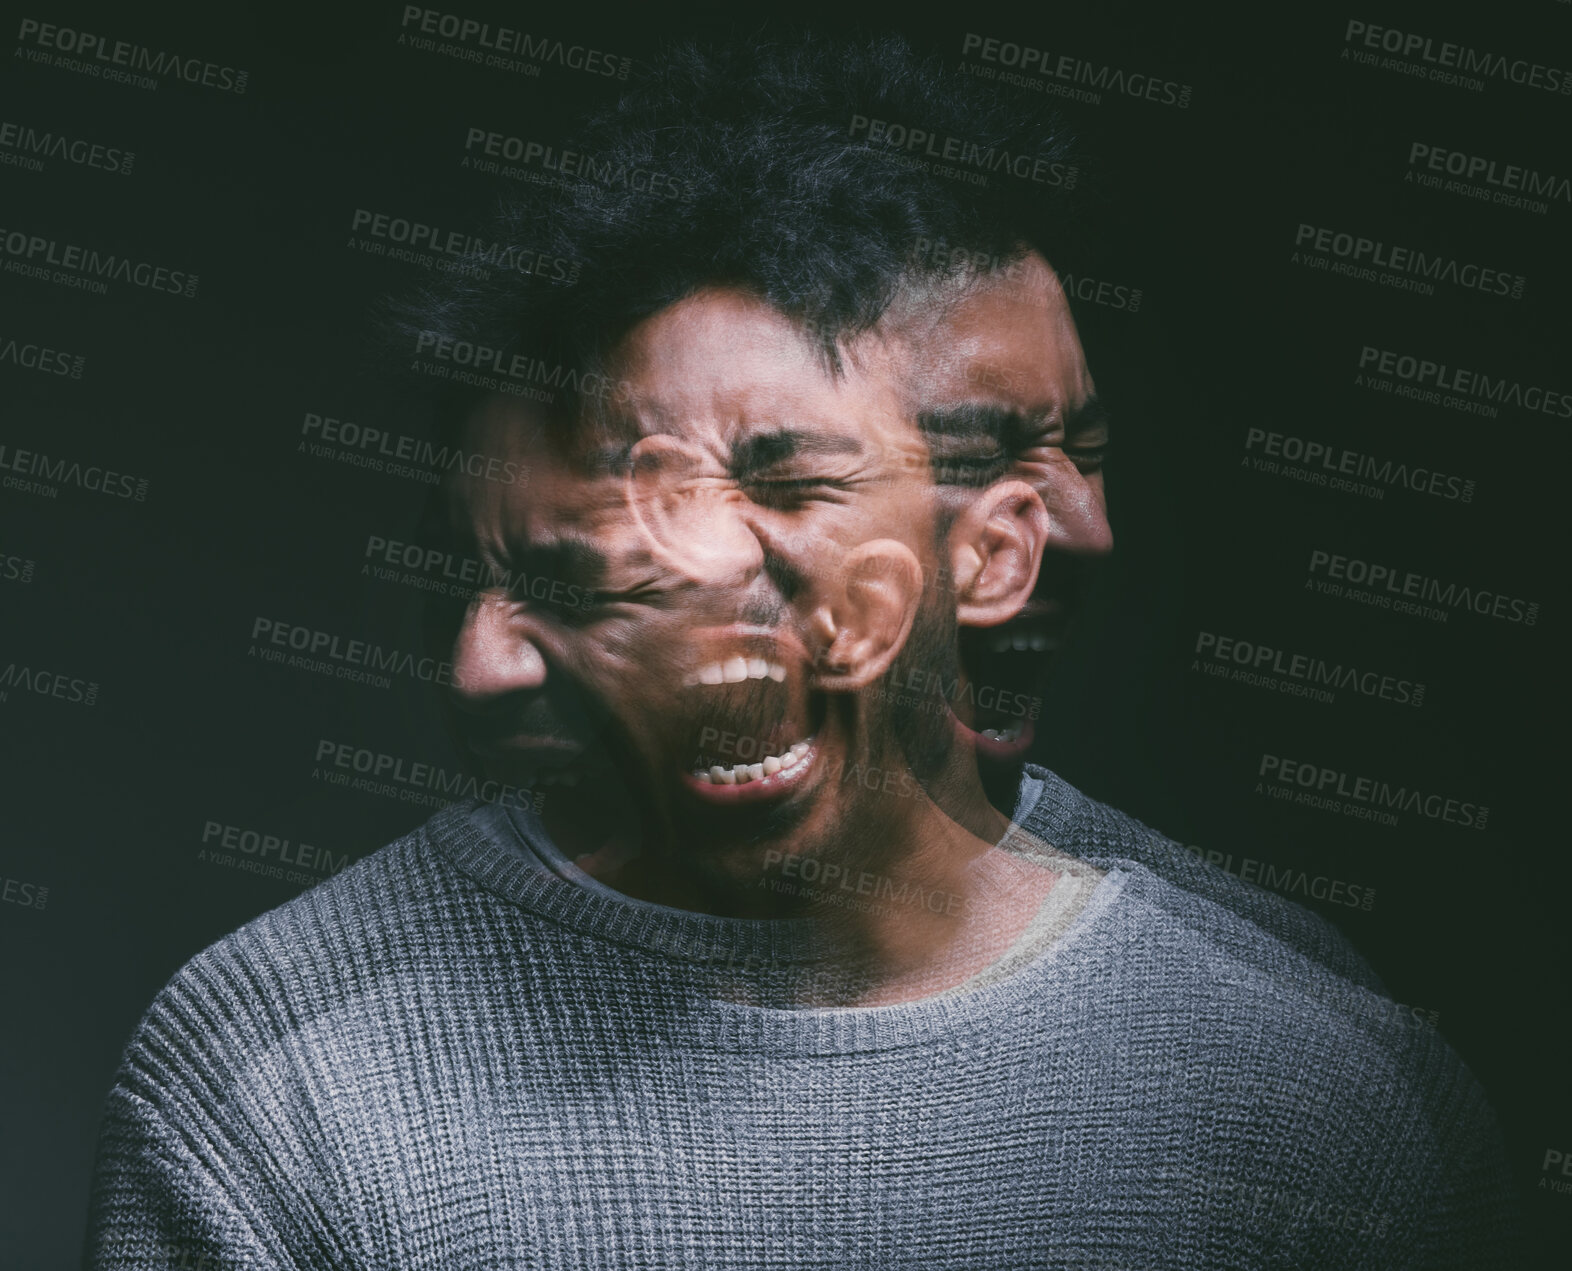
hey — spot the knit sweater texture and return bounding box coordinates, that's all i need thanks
[83,766,1522,1269]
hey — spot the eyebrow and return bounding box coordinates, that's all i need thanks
[918,395,1109,447]
[913,396,1109,487]
[498,535,609,593]
[728,429,865,480]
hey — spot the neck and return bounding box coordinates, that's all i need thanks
[555,757,1058,1006]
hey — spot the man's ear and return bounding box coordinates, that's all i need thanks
[807,539,923,692]
[949,479,1049,628]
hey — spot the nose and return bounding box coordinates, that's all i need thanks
[732,507,829,605]
[1040,469,1113,557]
[1058,491,1113,557]
[449,591,548,709]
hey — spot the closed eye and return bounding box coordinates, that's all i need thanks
[1066,441,1109,473]
[743,476,849,508]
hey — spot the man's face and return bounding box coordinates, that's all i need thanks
[448,289,947,883]
[441,399,654,805]
[890,253,1113,783]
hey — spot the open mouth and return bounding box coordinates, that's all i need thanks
[953,715,1036,761]
[951,603,1062,763]
[692,737,814,785]
[682,735,820,804]
[672,626,823,806]
[681,655,789,687]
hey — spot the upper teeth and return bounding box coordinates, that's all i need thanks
[694,739,811,784]
[989,628,1051,654]
[683,659,788,687]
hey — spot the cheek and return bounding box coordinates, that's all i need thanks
[1018,453,1103,499]
[857,487,932,541]
[583,623,689,694]
[1011,458,1058,501]
[756,509,851,580]
[1081,470,1110,523]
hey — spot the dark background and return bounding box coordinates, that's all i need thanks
[1,1,1565,1265]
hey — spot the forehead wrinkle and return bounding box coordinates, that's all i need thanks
[606,294,928,484]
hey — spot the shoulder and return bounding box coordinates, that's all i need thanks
[112,806,509,1110]
[1018,763,1385,991]
[1021,766,1510,1206]
[86,816,499,1268]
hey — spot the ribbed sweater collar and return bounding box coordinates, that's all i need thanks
[422,766,1128,1054]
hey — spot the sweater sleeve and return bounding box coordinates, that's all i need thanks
[1400,1093,1526,1271]
[82,1085,294,1271]
[81,949,362,1271]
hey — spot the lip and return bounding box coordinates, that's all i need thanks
[679,738,820,805]
[1011,599,1065,623]
[685,623,813,666]
[970,603,1065,649]
[952,714,1036,761]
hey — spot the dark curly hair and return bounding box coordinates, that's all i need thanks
[392,31,1087,407]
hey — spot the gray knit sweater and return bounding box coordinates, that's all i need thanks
[84,766,1522,1269]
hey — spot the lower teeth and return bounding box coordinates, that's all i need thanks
[694,740,811,785]
[979,725,1023,743]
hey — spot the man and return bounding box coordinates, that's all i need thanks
[441,286,1070,1005]
[880,251,1113,806]
[85,35,1522,1269]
